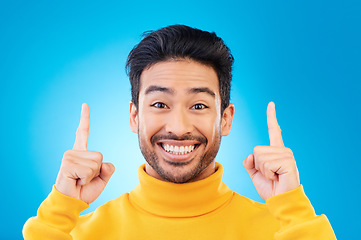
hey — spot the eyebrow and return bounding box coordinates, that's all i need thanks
[144,85,215,98]
[145,85,174,95]
[188,87,215,98]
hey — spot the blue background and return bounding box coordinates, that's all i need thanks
[1,0,360,239]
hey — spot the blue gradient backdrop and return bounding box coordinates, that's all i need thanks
[1,1,360,239]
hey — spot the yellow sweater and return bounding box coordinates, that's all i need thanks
[23,163,336,239]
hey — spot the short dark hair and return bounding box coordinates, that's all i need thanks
[126,24,234,113]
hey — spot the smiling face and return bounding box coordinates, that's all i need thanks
[129,59,234,183]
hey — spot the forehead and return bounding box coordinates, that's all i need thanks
[139,60,219,94]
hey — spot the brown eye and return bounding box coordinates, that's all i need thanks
[192,104,208,110]
[151,102,168,109]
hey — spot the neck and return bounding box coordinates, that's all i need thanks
[130,162,233,217]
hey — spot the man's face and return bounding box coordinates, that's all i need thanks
[129,59,234,183]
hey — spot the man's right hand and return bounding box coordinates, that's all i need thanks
[55,103,115,204]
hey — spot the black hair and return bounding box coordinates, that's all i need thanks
[126,24,234,113]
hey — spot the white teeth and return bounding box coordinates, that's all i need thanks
[174,146,179,154]
[162,144,196,155]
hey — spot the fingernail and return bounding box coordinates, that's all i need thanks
[271,101,275,109]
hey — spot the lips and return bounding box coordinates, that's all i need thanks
[156,140,201,162]
[161,143,196,155]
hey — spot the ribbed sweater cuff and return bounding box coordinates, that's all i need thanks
[37,185,89,233]
[266,185,316,229]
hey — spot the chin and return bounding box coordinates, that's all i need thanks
[150,157,212,183]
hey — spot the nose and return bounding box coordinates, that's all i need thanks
[165,107,193,137]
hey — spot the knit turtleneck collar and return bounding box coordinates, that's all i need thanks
[129,162,233,218]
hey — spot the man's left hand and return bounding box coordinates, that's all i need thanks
[243,102,300,200]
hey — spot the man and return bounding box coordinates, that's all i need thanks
[23,25,336,239]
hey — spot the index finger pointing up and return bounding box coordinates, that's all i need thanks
[73,103,90,151]
[267,102,284,147]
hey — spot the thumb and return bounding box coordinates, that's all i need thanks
[243,154,257,178]
[99,162,115,184]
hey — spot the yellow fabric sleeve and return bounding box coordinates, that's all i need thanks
[266,185,336,240]
[23,186,88,240]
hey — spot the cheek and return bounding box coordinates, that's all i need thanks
[138,110,164,140]
[194,113,221,140]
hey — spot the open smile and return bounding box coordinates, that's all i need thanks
[161,143,198,155]
[156,140,201,162]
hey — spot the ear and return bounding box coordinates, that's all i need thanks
[221,103,235,136]
[129,101,139,133]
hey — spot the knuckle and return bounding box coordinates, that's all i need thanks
[79,126,90,132]
[62,151,75,165]
[254,152,265,163]
[87,151,103,162]
[63,150,73,158]
[285,147,293,155]
[85,167,95,177]
[253,146,261,154]
[263,161,270,169]
[90,160,100,170]
[268,124,281,131]
[96,152,103,160]
[265,171,273,180]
